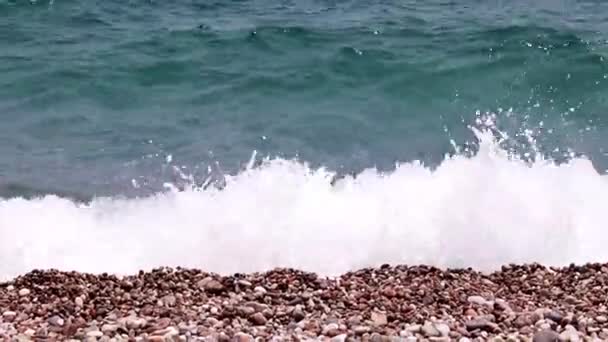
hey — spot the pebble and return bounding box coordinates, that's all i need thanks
[405,324,422,333]
[468,295,492,307]
[515,312,542,328]
[125,316,147,330]
[292,305,305,321]
[249,312,267,325]
[533,330,560,342]
[422,321,441,337]
[434,322,450,336]
[0,264,607,340]
[354,326,370,335]
[371,311,387,326]
[18,288,30,296]
[465,318,499,332]
[237,280,252,287]
[331,334,347,342]
[254,286,267,294]
[545,311,564,324]
[323,323,340,336]
[560,329,580,342]
[101,324,119,333]
[75,297,84,307]
[495,298,512,312]
[86,330,103,338]
[161,294,176,307]
[2,311,16,322]
[234,332,254,342]
[48,316,64,327]
[198,277,225,293]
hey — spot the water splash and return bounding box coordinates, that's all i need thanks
[1,115,607,280]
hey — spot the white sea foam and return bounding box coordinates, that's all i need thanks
[1,126,608,280]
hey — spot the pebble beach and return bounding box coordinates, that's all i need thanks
[1,264,608,341]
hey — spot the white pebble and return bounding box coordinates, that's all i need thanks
[18,288,30,296]
[75,297,84,307]
[254,286,267,294]
[86,330,103,337]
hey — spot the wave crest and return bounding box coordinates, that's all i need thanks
[1,122,607,280]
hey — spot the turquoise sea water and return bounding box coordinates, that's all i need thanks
[2,0,608,198]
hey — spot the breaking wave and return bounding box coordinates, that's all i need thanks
[1,116,608,280]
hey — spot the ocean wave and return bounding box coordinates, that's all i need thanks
[1,124,607,280]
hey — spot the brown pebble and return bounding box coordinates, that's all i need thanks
[249,312,268,325]
[532,330,560,342]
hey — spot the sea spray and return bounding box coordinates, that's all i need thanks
[1,116,607,280]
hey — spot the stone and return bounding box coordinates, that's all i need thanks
[6,285,14,291]
[545,311,564,324]
[254,286,267,294]
[152,317,171,331]
[124,316,147,330]
[405,324,422,333]
[422,321,441,337]
[371,311,387,326]
[596,316,608,323]
[468,295,492,307]
[515,312,542,328]
[161,295,176,307]
[465,308,478,317]
[292,305,305,321]
[245,301,269,313]
[147,337,164,342]
[249,312,267,326]
[197,277,224,293]
[331,334,347,342]
[237,280,252,287]
[102,324,119,333]
[205,317,219,326]
[2,311,16,322]
[237,306,256,317]
[495,299,512,312]
[559,329,580,342]
[532,330,559,342]
[369,333,388,342]
[163,326,179,337]
[465,318,499,332]
[234,332,254,342]
[75,297,84,307]
[323,323,340,337]
[434,322,450,337]
[18,288,30,296]
[86,330,104,338]
[35,326,48,337]
[354,326,370,335]
[48,315,64,327]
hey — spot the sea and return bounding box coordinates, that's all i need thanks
[2,0,608,279]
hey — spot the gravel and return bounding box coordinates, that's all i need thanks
[1,263,608,340]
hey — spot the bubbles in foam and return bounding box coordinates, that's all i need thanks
[1,115,608,280]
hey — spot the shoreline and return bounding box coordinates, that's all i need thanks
[1,263,607,341]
